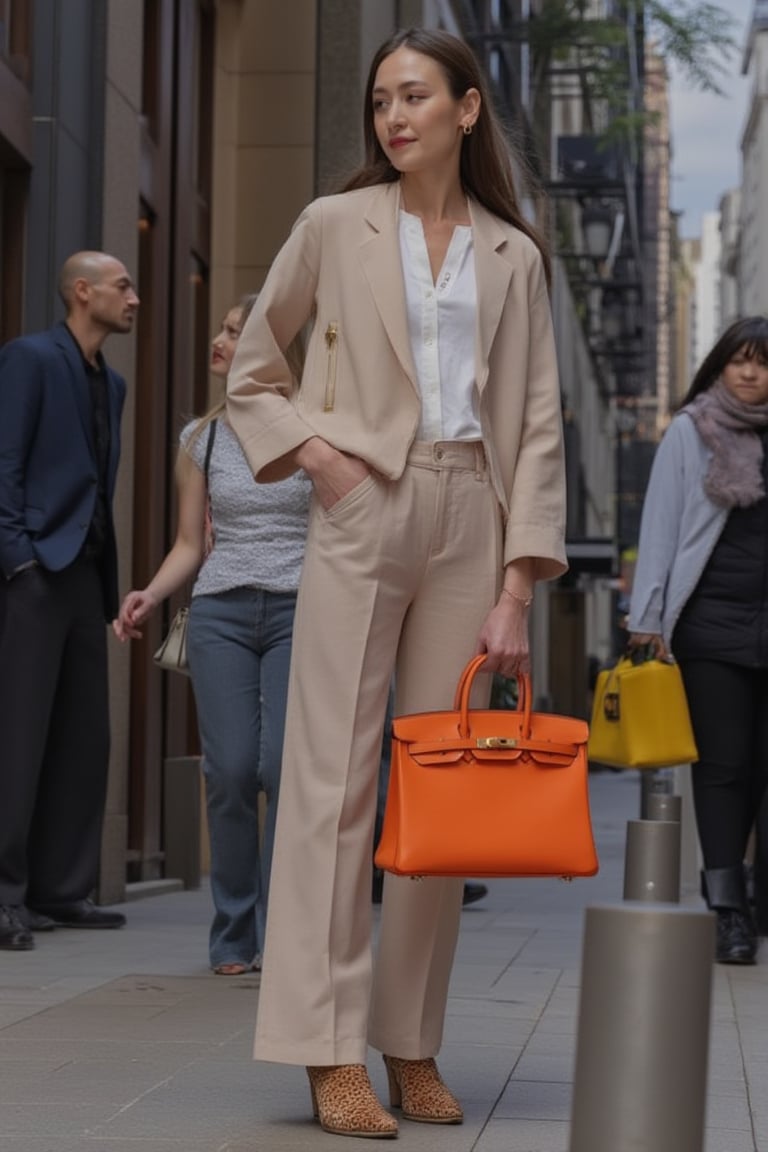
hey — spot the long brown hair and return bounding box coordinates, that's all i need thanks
[341,27,550,285]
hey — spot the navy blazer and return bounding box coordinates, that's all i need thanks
[0,323,125,619]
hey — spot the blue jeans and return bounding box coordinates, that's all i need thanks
[187,588,296,968]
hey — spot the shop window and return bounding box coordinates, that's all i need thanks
[0,167,27,340]
[0,0,32,83]
[142,0,161,142]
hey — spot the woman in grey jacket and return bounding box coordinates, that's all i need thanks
[629,315,768,964]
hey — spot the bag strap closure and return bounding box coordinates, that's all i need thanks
[408,737,578,757]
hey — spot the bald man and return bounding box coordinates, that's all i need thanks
[0,252,139,949]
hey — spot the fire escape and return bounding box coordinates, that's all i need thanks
[437,0,656,555]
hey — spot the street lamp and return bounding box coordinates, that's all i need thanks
[581,202,614,263]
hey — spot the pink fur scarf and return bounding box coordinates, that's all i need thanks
[686,379,768,508]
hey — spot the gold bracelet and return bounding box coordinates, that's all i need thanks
[501,587,533,608]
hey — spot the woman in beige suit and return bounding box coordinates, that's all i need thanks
[227,27,566,1139]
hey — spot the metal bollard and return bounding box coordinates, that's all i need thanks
[639,767,673,817]
[570,903,715,1152]
[646,791,682,823]
[623,819,681,903]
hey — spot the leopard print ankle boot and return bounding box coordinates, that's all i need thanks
[306,1064,398,1138]
[382,1055,463,1124]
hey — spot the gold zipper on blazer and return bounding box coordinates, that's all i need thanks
[323,322,338,411]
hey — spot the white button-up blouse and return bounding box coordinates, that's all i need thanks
[398,209,482,442]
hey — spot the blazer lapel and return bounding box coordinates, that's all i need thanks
[469,200,514,393]
[358,184,419,391]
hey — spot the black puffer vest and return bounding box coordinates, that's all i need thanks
[673,431,768,666]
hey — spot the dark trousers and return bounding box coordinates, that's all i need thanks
[679,660,768,873]
[0,559,109,907]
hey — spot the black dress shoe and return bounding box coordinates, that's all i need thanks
[21,907,56,932]
[30,899,126,929]
[0,905,35,950]
[462,882,488,907]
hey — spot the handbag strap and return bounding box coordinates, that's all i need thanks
[203,418,217,480]
[201,419,218,561]
[454,654,532,740]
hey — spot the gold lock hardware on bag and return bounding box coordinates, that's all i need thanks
[476,736,518,749]
[603,692,620,721]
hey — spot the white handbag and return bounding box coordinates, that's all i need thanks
[152,419,218,677]
[153,607,190,675]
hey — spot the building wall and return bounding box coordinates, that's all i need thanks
[644,47,671,433]
[718,187,741,329]
[0,6,33,341]
[100,0,143,902]
[672,233,696,404]
[209,0,317,337]
[740,16,768,316]
[25,0,108,330]
[693,212,721,368]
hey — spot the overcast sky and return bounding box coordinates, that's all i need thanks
[667,0,753,239]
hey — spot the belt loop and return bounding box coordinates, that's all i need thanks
[475,441,484,481]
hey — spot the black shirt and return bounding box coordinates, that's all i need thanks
[63,325,110,559]
[673,430,768,667]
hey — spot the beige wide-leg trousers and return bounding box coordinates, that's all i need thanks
[253,441,502,1066]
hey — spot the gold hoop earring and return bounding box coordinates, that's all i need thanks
[463,123,473,136]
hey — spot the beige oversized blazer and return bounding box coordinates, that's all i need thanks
[227,180,567,580]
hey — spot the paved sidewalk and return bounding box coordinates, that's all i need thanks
[0,770,766,1151]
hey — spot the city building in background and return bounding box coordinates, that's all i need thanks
[670,225,696,407]
[691,211,722,366]
[719,187,742,328]
[673,1,768,378]
[739,0,768,315]
[644,45,671,435]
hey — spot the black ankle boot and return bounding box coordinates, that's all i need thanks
[715,909,757,965]
[702,867,757,965]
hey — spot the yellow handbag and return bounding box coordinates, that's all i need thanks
[588,655,698,770]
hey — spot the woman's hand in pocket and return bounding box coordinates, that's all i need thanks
[296,437,371,512]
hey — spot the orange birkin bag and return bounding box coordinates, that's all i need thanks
[374,655,599,879]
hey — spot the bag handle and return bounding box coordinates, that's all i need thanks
[452,654,486,710]
[605,651,676,693]
[453,655,532,740]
